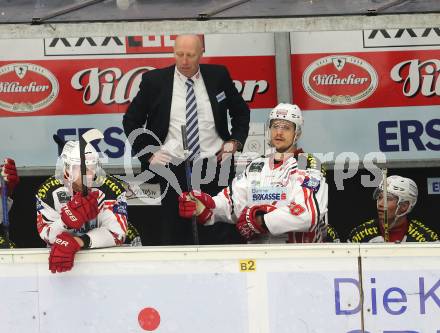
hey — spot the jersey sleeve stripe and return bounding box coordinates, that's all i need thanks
[115,214,127,233]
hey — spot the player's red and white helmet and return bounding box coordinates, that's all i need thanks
[269,103,303,134]
[267,103,303,146]
[55,140,103,189]
[374,175,418,214]
[269,103,303,131]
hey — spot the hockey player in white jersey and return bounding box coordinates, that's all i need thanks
[0,158,19,248]
[179,103,328,243]
[36,141,129,273]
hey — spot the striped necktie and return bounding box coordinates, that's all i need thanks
[185,78,201,161]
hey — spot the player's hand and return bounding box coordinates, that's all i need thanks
[236,205,276,240]
[49,232,81,273]
[61,191,99,229]
[178,191,215,224]
[1,158,19,195]
[216,140,239,162]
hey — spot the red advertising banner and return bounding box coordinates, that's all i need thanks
[292,50,440,110]
[0,56,276,118]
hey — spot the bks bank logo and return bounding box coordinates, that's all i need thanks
[0,63,59,113]
[302,55,378,106]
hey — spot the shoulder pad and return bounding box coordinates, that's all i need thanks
[410,219,440,241]
[307,153,327,175]
[325,224,340,242]
[348,219,379,241]
[98,175,125,198]
[36,177,63,200]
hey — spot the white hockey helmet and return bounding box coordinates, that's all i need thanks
[269,103,303,132]
[55,140,102,187]
[374,175,418,214]
[267,103,303,148]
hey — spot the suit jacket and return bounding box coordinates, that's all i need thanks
[123,64,250,170]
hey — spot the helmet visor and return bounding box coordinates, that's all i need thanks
[373,188,398,202]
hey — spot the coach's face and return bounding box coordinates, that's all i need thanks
[174,35,204,78]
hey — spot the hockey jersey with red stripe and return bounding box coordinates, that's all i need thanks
[36,175,128,248]
[207,154,328,243]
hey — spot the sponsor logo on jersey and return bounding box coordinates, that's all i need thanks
[252,192,284,201]
[326,225,339,242]
[37,178,63,199]
[113,201,128,216]
[56,191,71,204]
[251,187,286,203]
[0,63,59,113]
[350,220,380,242]
[301,176,321,192]
[102,177,123,196]
[249,161,265,172]
[302,55,378,106]
[36,198,44,211]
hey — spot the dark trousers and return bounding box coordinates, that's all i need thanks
[158,156,245,245]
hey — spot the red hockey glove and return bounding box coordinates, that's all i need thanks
[61,191,99,229]
[178,191,215,224]
[236,205,276,240]
[1,158,19,195]
[49,232,81,273]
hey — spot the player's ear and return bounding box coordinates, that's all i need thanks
[398,201,410,214]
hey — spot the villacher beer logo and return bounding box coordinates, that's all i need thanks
[302,55,378,105]
[0,63,59,113]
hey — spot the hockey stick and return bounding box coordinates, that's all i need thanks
[181,125,199,245]
[1,178,9,240]
[382,168,389,242]
[79,129,104,196]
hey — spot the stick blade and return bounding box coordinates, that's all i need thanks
[82,129,104,143]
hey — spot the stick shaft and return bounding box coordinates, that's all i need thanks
[1,178,9,239]
[181,125,199,245]
[382,168,389,242]
[79,135,88,196]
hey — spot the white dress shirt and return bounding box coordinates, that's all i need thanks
[163,68,224,159]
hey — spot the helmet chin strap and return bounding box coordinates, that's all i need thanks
[384,201,409,230]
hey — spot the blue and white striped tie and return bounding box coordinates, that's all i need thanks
[185,78,201,161]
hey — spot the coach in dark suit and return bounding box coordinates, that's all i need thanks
[123,34,250,245]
